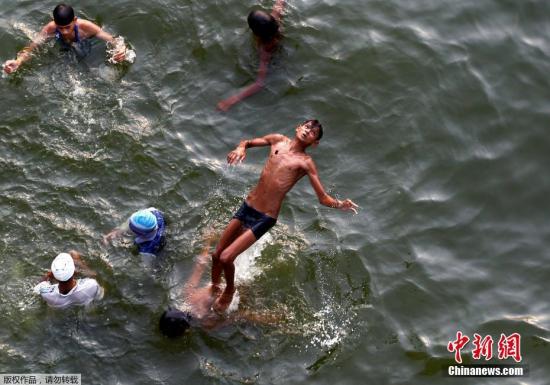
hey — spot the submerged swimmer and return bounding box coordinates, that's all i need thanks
[210,120,359,312]
[3,3,126,74]
[103,208,167,256]
[217,0,285,112]
[160,235,281,337]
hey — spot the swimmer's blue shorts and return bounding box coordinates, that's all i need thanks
[233,201,277,239]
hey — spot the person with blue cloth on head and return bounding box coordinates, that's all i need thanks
[103,207,166,255]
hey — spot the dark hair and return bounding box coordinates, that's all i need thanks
[159,308,192,338]
[247,10,279,42]
[53,4,75,26]
[303,119,323,141]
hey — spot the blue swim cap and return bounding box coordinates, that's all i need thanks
[129,210,158,235]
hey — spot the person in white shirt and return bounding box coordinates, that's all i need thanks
[33,250,104,309]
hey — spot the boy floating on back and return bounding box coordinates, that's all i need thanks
[211,120,358,312]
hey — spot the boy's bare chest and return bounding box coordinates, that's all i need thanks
[267,149,305,175]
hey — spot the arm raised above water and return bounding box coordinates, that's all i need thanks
[305,158,359,214]
[227,133,286,164]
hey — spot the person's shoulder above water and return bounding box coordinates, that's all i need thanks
[76,277,103,297]
[33,280,55,295]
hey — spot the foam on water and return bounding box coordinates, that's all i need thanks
[234,232,273,283]
[302,296,357,350]
[218,232,274,313]
[106,37,136,64]
[12,22,38,40]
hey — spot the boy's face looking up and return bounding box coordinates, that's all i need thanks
[295,121,322,146]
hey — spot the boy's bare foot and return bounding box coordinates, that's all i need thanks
[212,288,235,313]
[209,283,222,296]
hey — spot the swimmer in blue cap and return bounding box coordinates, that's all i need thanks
[217,0,286,112]
[103,207,166,255]
[3,3,127,74]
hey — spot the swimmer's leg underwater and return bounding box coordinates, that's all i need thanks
[211,218,258,311]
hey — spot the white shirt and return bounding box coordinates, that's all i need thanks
[33,278,104,309]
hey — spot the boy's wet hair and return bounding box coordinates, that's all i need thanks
[303,119,323,141]
[247,10,279,42]
[159,308,192,338]
[53,4,75,26]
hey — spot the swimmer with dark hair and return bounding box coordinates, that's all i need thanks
[210,120,359,312]
[3,3,126,74]
[160,233,282,338]
[217,0,285,112]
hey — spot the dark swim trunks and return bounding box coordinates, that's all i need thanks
[233,201,277,239]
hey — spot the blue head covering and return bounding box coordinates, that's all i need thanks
[129,210,158,236]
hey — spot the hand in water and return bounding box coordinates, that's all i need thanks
[107,37,134,64]
[3,59,21,74]
[217,95,240,112]
[217,99,233,112]
[111,48,126,63]
[227,147,246,165]
[339,199,359,214]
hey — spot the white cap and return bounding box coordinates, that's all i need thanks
[51,253,75,282]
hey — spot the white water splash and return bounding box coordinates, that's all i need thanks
[12,22,38,40]
[223,232,273,313]
[106,37,136,64]
[234,232,273,283]
[303,302,355,349]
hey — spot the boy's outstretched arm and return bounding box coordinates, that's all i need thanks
[217,48,271,112]
[305,158,359,214]
[80,20,126,62]
[3,24,52,74]
[227,133,285,164]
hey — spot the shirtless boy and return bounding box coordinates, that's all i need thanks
[217,0,285,111]
[211,119,358,311]
[3,3,125,74]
